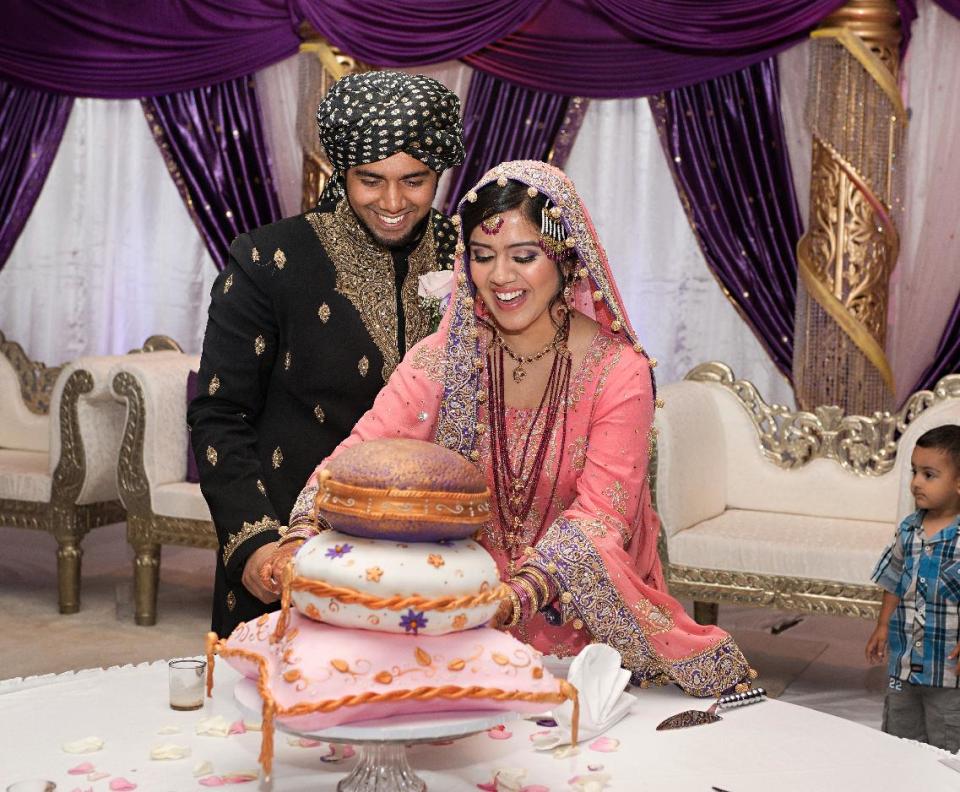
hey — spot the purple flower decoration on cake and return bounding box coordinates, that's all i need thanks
[399,609,429,635]
[435,538,454,547]
[325,543,353,559]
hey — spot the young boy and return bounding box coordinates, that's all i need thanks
[866,424,960,751]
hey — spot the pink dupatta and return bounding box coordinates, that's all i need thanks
[292,161,753,696]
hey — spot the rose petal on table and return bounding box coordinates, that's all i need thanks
[228,720,246,735]
[198,777,226,787]
[286,736,323,748]
[242,720,261,731]
[108,778,137,791]
[476,783,498,792]
[62,737,105,753]
[193,761,214,777]
[587,737,619,753]
[535,718,558,728]
[320,743,355,762]
[551,745,580,760]
[487,725,513,740]
[87,772,110,781]
[150,742,191,760]
[492,767,527,792]
[70,787,93,792]
[156,726,180,735]
[568,772,611,791]
[68,762,96,774]
[196,715,231,737]
[220,773,257,784]
[521,786,550,792]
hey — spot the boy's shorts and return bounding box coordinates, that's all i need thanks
[882,679,960,752]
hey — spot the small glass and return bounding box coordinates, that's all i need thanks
[168,658,206,711]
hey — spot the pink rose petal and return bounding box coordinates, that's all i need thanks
[486,725,512,740]
[476,783,498,792]
[521,786,551,792]
[588,737,620,753]
[70,788,93,792]
[198,777,227,787]
[109,779,137,791]
[87,772,110,781]
[228,720,246,735]
[69,762,95,774]
[220,775,257,784]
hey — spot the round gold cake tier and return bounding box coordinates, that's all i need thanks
[316,438,491,541]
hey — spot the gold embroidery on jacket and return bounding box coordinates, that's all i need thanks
[306,200,438,381]
[223,274,234,294]
[222,515,281,566]
[273,249,286,270]
[254,335,266,356]
[318,303,331,323]
[208,375,220,396]
[358,355,369,377]
[314,404,325,423]
[272,447,283,469]
[206,446,218,466]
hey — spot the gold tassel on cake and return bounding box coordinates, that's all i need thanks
[792,0,906,413]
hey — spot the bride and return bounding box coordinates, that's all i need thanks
[266,160,753,696]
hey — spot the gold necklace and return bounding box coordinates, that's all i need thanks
[493,321,568,383]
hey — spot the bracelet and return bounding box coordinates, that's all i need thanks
[277,525,318,548]
[504,587,522,628]
[522,567,553,604]
[513,576,541,620]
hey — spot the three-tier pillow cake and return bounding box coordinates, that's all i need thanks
[206,439,576,776]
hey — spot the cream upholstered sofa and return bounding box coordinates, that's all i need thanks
[654,362,960,622]
[0,331,179,613]
[110,349,215,625]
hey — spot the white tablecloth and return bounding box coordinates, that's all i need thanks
[1,660,958,791]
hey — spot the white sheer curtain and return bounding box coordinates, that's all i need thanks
[0,99,217,365]
[564,98,796,406]
[777,0,960,403]
[256,54,304,218]
[888,0,960,400]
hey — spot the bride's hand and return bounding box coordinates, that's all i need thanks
[488,597,516,631]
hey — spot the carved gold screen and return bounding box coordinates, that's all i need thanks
[793,0,906,414]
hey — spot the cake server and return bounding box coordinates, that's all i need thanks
[655,687,766,730]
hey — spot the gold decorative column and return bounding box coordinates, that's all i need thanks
[793,0,906,412]
[297,27,370,210]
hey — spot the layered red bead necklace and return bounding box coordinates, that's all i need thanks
[486,312,572,563]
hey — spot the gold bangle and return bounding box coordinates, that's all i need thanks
[505,588,522,628]
[514,576,541,614]
[523,567,552,603]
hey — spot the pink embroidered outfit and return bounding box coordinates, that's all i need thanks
[289,161,752,696]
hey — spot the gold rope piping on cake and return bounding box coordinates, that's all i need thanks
[213,638,577,779]
[811,27,905,120]
[796,133,898,392]
[316,477,491,525]
[290,576,509,612]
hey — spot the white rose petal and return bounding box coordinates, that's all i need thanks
[157,726,181,735]
[193,760,214,777]
[62,737,104,754]
[150,742,191,760]
[493,767,527,792]
[196,715,231,737]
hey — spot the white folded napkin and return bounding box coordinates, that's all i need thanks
[534,643,634,750]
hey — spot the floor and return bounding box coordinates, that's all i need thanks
[0,523,888,730]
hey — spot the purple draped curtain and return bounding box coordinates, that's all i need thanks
[142,78,282,270]
[651,58,803,381]
[442,71,570,215]
[1,0,873,100]
[0,80,72,271]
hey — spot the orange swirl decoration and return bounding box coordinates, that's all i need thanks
[290,576,508,612]
[206,633,579,780]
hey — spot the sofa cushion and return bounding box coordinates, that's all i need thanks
[0,449,52,502]
[669,509,893,587]
[151,481,212,522]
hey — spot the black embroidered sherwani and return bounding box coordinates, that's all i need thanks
[188,199,457,636]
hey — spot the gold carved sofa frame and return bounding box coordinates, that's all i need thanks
[653,362,960,624]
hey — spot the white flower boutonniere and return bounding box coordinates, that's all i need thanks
[418,270,455,334]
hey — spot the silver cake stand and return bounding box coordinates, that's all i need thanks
[235,677,518,791]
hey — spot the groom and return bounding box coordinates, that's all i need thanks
[188,71,464,636]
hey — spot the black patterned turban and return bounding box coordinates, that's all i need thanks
[316,70,465,203]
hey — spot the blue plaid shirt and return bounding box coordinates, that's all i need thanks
[872,510,960,687]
